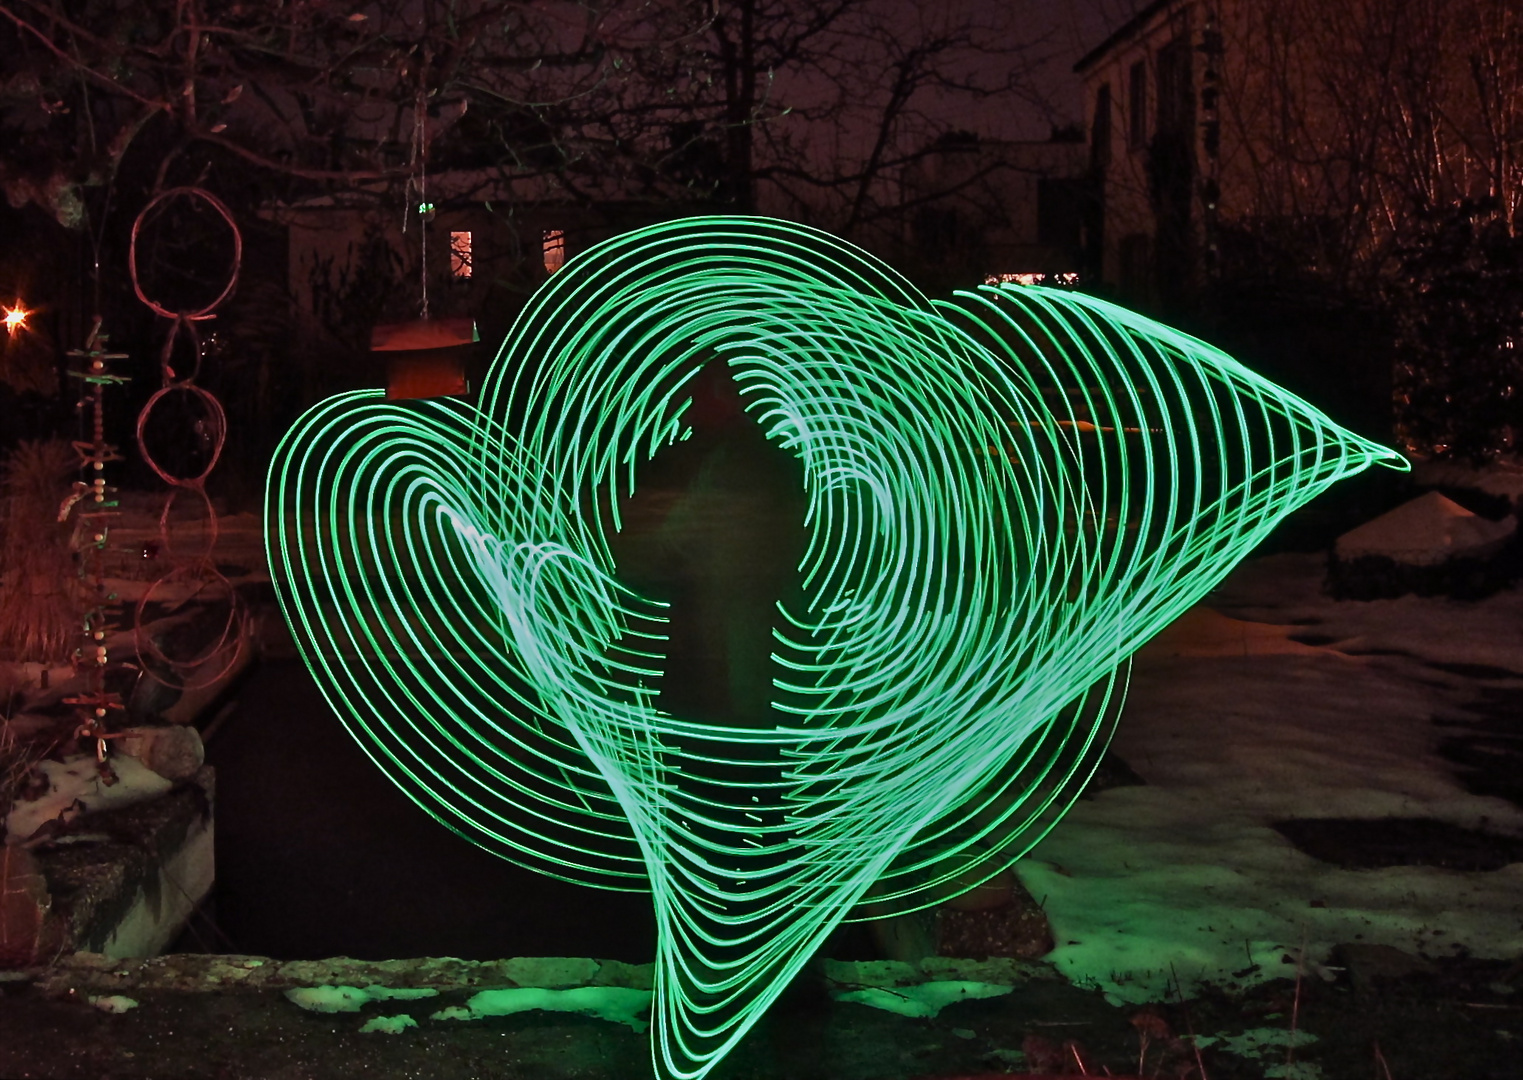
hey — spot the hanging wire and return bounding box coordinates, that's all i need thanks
[405,89,431,322]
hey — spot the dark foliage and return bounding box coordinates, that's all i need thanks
[1389,201,1523,462]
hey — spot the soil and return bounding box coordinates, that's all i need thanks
[1,953,1519,1079]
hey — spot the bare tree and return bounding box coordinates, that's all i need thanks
[1217,0,1523,290]
[608,0,1056,250]
[1209,0,1523,455]
[0,0,687,227]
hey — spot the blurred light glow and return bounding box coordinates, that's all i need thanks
[984,271,1080,286]
[266,216,1405,1080]
[3,300,30,334]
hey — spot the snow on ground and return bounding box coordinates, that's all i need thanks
[1016,551,1523,1004]
[1334,491,1514,563]
[5,753,174,843]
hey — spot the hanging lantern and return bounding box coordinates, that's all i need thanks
[370,316,476,400]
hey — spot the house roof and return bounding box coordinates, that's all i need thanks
[1073,0,1182,74]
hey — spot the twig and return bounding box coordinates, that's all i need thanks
[1373,1039,1392,1080]
[1170,964,1210,1080]
[1288,927,1307,1070]
[1068,1038,1090,1076]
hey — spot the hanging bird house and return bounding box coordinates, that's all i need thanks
[371,316,477,400]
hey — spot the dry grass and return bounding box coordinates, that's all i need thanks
[0,691,70,835]
[0,438,79,665]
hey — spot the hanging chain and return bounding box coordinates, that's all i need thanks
[128,187,246,694]
[59,318,130,778]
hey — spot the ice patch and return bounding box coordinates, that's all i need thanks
[359,1014,419,1034]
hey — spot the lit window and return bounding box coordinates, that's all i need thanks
[450,231,472,279]
[543,229,565,274]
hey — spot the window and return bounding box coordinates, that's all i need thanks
[1156,38,1192,137]
[1128,60,1148,149]
[1091,83,1112,172]
[542,229,565,274]
[1038,178,1086,248]
[1119,232,1151,299]
[450,231,472,279]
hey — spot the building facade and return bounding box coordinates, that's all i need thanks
[1076,0,1221,312]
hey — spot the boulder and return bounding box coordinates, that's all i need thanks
[116,725,205,781]
[0,844,63,967]
[1328,491,1519,599]
[1335,491,1514,565]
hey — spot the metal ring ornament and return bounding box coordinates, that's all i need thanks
[129,184,242,693]
[154,315,204,387]
[134,383,227,489]
[128,186,243,321]
[134,563,245,691]
[149,485,222,564]
[265,216,1407,1080]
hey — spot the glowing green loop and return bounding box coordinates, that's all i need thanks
[265,216,1404,1080]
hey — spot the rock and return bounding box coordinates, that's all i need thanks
[867,907,938,963]
[936,877,1053,961]
[1335,491,1515,565]
[1330,943,1435,993]
[864,873,1053,963]
[116,725,204,781]
[1328,492,1521,599]
[594,959,655,990]
[503,956,599,988]
[0,844,62,967]
[822,958,922,988]
[929,849,1017,912]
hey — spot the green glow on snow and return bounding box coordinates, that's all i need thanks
[265,216,1405,1080]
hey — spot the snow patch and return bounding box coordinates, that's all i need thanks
[430,986,654,1031]
[6,754,173,844]
[1018,552,1523,1004]
[831,980,1013,1017]
[283,985,438,1013]
[88,995,138,1014]
[1334,491,1514,565]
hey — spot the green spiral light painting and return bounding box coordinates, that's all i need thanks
[266,216,1404,1079]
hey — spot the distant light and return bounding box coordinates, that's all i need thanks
[451,231,472,279]
[984,272,1080,287]
[3,301,29,334]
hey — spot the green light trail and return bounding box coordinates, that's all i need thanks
[266,217,1405,1080]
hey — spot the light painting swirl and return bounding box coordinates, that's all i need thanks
[265,216,1405,1080]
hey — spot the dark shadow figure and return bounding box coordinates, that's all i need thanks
[610,361,814,1058]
